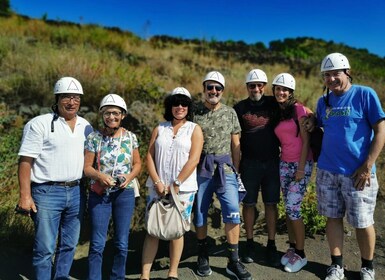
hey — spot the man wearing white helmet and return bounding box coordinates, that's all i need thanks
[312,53,385,280]
[16,77,93,279]
[233,69,281,267]
[193,71,252,280]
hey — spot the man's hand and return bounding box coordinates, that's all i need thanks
[303,115,315,132]
[352,164,372,190]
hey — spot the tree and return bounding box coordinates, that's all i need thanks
[0,0,10,16]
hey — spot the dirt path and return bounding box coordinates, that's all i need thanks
[1,200,384,280]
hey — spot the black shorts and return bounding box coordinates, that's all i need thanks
[240,157,280,205]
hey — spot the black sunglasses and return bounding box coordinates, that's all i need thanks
[206,84,224,91]
[172,101,189,107]
[247,83,265,89]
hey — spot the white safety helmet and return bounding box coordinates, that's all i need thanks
[171,87,191,98]
[272,73,296,91]
[245,69,268,84]
[53,77,83,95]
[99,94,127,113]
[202,71,225,88]
[320,53,350,73]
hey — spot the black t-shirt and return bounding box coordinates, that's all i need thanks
[233,96,280,160]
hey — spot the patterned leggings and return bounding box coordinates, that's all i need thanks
[280,160,313,220]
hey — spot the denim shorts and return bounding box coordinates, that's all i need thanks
[240,157,280,206]
[194,173,241,227]
[147,187,196,222]
[316,168,378,228]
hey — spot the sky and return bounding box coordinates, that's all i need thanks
[10,0,385,58]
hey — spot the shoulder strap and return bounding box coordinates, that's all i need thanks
[96,138,102,171]
[293,110,300,137]
[169,184,186,216]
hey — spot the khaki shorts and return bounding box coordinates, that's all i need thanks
[316,168,378,228]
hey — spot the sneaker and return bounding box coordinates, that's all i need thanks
[266,245,281,267]
[360,267,375,280]
[226,260,252,280]
[284,253,307,273]
[325,264,344,280]
[241,245,254,263]
[196,255,212,277]
[281,248,295,266]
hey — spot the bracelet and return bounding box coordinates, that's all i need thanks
[154,179,162,185]
[297,170,305,173]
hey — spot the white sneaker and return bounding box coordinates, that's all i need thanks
[281,248,295,266]
[284,253,307,273]
[325,265,344,280]
[360,267,375,280]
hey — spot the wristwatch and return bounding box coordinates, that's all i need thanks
[174,179,182,186]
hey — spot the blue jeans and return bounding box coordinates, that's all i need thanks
[88,188,135,280]
[194,173,241,227]
[31,184,85,280]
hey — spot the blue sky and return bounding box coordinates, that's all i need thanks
[11,0,385,58]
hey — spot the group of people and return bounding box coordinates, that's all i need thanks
[16,52,384,280]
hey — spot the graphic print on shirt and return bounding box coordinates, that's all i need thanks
[242,110,269,133]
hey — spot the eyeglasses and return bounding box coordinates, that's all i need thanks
[60,94,81,103]
[172,101,189,107]
[206,84,224,92]
[322,71,344,79]
[247,83,265,89]
[103,111,122,117]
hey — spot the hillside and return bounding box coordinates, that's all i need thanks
[0,14,385,279]
[1,11,385,184]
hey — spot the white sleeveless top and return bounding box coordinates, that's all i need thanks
[146,121,198,192]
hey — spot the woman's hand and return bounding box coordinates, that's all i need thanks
[155,181,166,196]
[98,173,115,187]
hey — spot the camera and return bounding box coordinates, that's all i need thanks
[114,176,126,187]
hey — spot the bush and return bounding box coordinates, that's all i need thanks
[0,103,35,244]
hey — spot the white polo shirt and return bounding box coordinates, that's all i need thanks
[18,113,93,183]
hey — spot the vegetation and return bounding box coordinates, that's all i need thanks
[0,12,384,244]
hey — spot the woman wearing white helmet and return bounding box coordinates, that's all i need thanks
[140,87,203,280]
[271,73,313,273]
[84,93,142,280]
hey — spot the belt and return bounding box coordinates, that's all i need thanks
[32,180,80,187]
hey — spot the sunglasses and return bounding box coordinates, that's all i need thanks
[206,84,224,91]
[103,111,122,117]
[172,101,189,107]
[247,83,265,89]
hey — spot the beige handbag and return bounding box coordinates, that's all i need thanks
[145,184,190,240]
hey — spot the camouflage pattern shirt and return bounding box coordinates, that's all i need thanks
[193,102,241,155]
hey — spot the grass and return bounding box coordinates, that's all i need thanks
[0,13,384,247]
